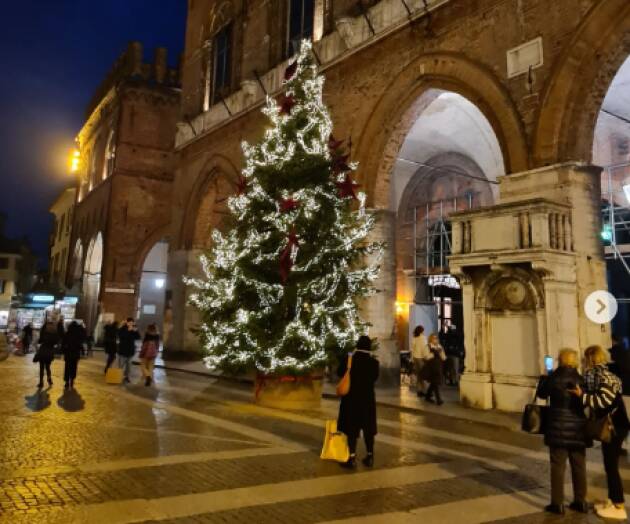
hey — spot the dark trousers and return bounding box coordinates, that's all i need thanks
[426,383,442,403]
[549,447,586,506]
[104,353,116,372]
[64,359,78,383]
[602,432,627,504]
[348,432,375,456]
[38,361,51,384]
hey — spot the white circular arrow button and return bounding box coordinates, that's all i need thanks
[585,290,618,324]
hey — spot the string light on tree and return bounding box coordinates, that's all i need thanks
[185,40,382,376]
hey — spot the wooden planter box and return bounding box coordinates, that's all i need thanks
[254,374,323,409]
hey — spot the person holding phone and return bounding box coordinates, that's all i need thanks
[536,349,590,515]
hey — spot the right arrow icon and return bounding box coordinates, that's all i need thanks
[585,290,618,324]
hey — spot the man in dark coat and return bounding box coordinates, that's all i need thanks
[21,323,33,354]
[337,335,379,469]
[62,321,85,389]
[118,318,140,383]
[536,348,590,515]
[103,320,119,373]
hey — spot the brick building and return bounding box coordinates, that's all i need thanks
[48,187,76,289]
[162,0,630,409]
[68,42,180,337]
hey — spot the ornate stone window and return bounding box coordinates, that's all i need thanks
[212,23,233,105]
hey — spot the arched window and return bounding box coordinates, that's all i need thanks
[287,0,314,56]
[103,129,116,179]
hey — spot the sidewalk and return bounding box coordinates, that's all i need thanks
[139,353,522,431]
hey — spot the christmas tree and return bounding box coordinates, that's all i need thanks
[186,41,381,376]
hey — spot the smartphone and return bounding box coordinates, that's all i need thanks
[544,355,554,374]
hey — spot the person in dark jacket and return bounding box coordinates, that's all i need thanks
[118,318,140,383]
[570,345,630,520]
[62,321,85,389]
[421,333,446,405]
[608,335,630,395]
[536,348,589,515]
[35,322,59,388]
[22,323,33,354]
[337,335,379,469]
[103,320,119,373]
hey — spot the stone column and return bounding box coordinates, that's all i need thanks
[363,209,399,387]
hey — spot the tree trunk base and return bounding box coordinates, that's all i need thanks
[254,375,323,409]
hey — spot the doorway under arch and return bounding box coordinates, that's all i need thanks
[136,239,169,336]
[82,232,103,333]
[389,89,505,359]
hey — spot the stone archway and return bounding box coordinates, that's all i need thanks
[534,0,630,166]
[354,52,529,209]
[82,232,103,333]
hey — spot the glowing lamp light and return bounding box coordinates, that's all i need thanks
[395,301,405,315]
[154,278,165,289]
[601,224,613,242]
[70,149,80,173]
[624,184,630,204]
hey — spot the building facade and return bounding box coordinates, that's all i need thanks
[48,187,76,289]
[67,42,180,337]
[160,0,630,409]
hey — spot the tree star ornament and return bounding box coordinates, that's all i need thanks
[278,94,296,115]
[336,174,359,200]
[184,39,382,376]
[279,197,299,213]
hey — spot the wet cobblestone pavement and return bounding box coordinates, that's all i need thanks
[0,352,628,523]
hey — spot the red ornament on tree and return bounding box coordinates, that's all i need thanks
[284,60,298,81]
[328,134,344,153]
[279,94,296,115]
[279,229,299,283]
[336,174,359,200]
[279,197,299,213]
[236,176,248,195]
[332,153,350,174]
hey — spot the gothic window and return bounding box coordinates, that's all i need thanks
[212,23,233,104]
[288,0,315,56]
[103,129,116,179]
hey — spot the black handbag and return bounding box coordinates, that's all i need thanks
[522,403,549,434]
[521,384,549,434]
[32,352,40,363]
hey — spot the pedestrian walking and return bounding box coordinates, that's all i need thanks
[337,335,379,469]
[411,325,428,397]
[34,321,59,388]
[118,318,140,383]
[421,333,446,405]
[140,324,160,387]
[444,325,463,386]
[569,345,630,520]
[536,348,589,515]
[103,320,118,373]
[62,321,85,389]
[21,322,33,354]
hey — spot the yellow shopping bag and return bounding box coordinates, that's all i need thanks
[320,420,350,462]
[105,367,123,385]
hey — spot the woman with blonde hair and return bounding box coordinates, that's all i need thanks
[570,344,630,520]
[420,333,446,405]
[537,348,589,515]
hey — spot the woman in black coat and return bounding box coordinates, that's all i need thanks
[337,335,379,469]
[536,348,589,515]
[62,321,85,389]
[35,321,59,388]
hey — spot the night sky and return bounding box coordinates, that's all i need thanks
[0,1,187,266]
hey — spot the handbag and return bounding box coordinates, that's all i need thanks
[336,354,352,397]
[32,352,40,363]
[105,367,124,385]
[320,420,350,462]
[587,412,614,443]
[521,385,549,434]
[139,340,158,359]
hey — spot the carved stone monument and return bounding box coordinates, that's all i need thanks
[449,163,610,411]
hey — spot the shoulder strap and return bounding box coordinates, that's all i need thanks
[347,354,353,370]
